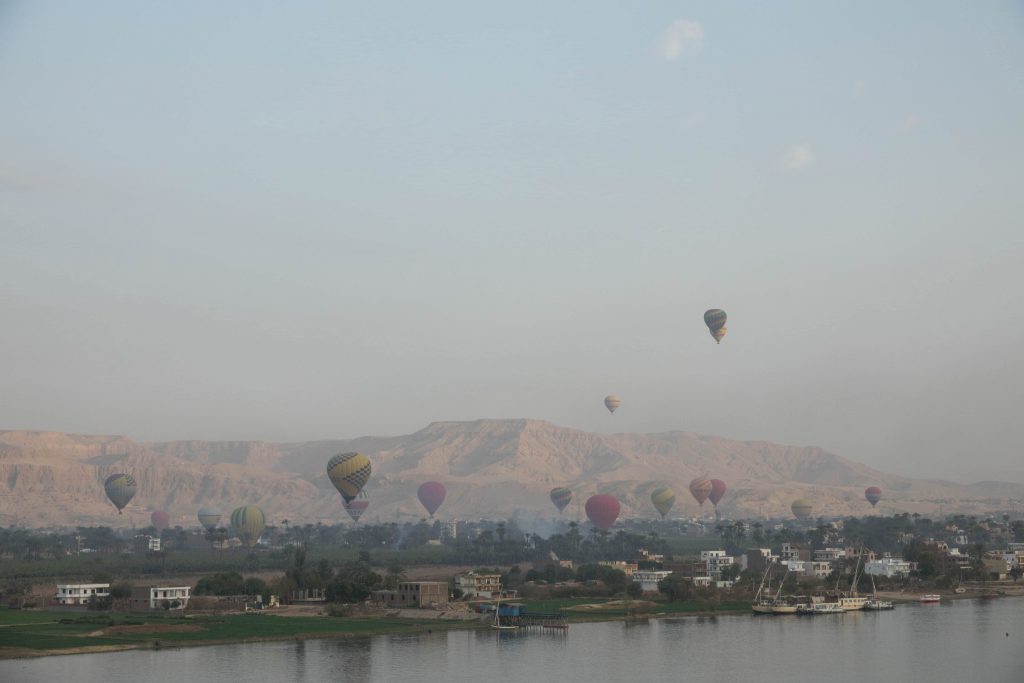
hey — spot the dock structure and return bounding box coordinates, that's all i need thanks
[483,604,570,631]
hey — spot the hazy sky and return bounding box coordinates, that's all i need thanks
[2,2,1022,483]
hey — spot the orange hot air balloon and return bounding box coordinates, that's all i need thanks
[708,479,727,507]
[689,478,713,506]
[864,487,882,508]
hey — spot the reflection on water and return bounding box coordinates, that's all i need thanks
[2,600,1023,683]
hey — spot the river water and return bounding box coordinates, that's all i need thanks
[3,599,1022,683]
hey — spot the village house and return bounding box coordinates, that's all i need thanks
[53,583,110,606]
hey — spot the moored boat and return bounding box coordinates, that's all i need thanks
[919,594,941,603]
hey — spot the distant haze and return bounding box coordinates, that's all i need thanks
[1,2,1022,483]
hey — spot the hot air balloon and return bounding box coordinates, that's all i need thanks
[150,511,170,533]
[864,487,882,508]
[230,506,266,547]
[585,494,620,531]
[689,478,713,506]
[704,309,727,344]
[791,499,813,519]
[344,499,369,523]
[327,452,371,504]
[550,487,573,513]
[198,507,221,530]
[709,479,727,508]
[650,486,676,518]
[604,395,621,414]
[103,473,137,515]
[418,482,447,517]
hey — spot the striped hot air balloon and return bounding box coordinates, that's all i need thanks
[550,487,573,513]
[327,452,372,504]
[230,506,266,547]
[865,487,882,508]
[344,499,369,523]
[197,507,221,530]
[689,478,713,506]
[604,395,621,414]
[704,309,728,344]
[650,486,676,518]
[103,473,137,514]
[791,499,814,519]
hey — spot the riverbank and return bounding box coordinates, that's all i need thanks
[0,597,752,659]
[0,610,484,659]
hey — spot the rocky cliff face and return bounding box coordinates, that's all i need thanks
[0,421,1019,528]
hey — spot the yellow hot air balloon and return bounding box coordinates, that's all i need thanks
[650,486,676,519]
[327,452,372,504]
[230,506,266,547]
[604,395,621,414]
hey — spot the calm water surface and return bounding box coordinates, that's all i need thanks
[3,600,1022,683]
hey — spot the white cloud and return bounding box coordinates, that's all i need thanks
[782,144,815,171]
[660,20,704,60]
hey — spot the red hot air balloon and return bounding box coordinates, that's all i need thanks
[151,510,170,533]
[344,499,369,523]
[417,482,447,517]
[689,478,713,506]
[864,487,882,508]
[709,479,727,508]
[585,494,620,531]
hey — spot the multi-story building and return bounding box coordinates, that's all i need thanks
[813,548,845,563]
[745,548,775,574]
[456,572,502,598]
[129,585,191,611]
[700,550,734,579]
[781,560,832,579]
[779,543,809,562]
[53,583,110,606]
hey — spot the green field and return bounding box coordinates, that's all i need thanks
[0,609,478,656]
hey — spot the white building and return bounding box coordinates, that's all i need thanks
[54,583,110,606]
[700,550,735,579]
[131,585,191,611]
[633,570,673,593]
[439,520,457,540]
[864,557,913,578]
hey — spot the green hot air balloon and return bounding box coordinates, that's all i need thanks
[230,506,266,547]
[327,452,372,504]
[651,486,676,518]
[550,487,573,513]
[704,309,728,344]
[791,499,814,520]
[198,507,222,530]
[103,473,137,515]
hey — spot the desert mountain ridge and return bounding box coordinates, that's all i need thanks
[1,419,1020,528]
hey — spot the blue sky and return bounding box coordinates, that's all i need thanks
[2,1,1023,482]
